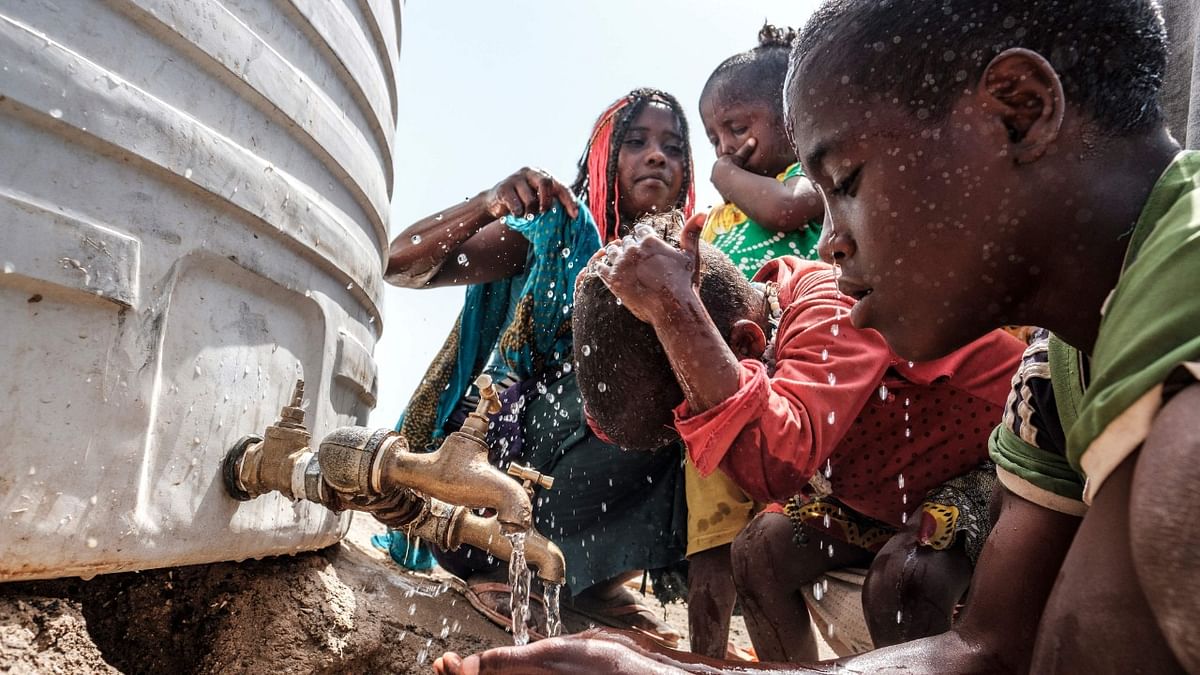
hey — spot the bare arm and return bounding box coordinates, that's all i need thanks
[710,139,823,233]
[384,167,577,288]
[591,217,741,412]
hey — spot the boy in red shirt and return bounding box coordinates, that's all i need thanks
[571,213,1023,659]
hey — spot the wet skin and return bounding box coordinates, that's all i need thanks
[385,102,687,289]
[699,87,823,233]
[793,44,1194,673]
[432,46,1198,673]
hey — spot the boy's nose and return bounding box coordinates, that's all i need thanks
[645,144,666,165]
[817,221,856,263]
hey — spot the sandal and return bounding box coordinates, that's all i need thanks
[569,595,682,650]
[463,581,547,641]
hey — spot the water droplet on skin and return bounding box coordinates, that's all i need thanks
[878,384,889,401]
[410,234,421,244]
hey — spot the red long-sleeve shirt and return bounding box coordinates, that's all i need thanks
[674,258,1023,528]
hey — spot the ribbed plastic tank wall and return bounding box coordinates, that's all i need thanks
[0,0,400,581]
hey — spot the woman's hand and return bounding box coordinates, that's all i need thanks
[588,214,706,326]
[483,167,579,220]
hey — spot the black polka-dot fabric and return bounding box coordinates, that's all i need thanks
[814,374,1006,531]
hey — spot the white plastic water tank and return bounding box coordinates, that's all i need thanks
[0,0,400,581]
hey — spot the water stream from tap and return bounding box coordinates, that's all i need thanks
[543,582,563,637]
[506,532,531,645]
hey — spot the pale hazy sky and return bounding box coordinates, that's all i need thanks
[370,0,820,427]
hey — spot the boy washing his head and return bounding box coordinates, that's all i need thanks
[436,0,1200,671]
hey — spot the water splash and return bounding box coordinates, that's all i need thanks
[506,532,531,646]
[543,583,563,637]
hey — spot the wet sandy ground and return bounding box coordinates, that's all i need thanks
[0,514,835,673]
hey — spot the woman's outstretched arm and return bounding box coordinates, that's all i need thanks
[385,167,578,288]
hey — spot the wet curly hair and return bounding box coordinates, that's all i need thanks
[790,0,1168,136]
[572,212,758,450]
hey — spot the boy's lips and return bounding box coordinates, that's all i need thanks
[837,276,875,327]
[837,276,874,302]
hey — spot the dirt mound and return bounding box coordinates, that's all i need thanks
[0,517,510,674]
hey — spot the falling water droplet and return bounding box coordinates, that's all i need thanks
[49,108,63,119]
[820,348,829,361]
[827,372,837,386]
[581,345,591,356]
[907,360,915,368]
[878,384,889,401]
[597,382,607,392]
[831,323,840,336]
[897,610,903,624]
[457,253,469,266]
[826,411,836,425]
[898,474,905,489]
[184,168,193,179]
[812,582,825,601]
[561,247,571,258]
[86,537,98,548]
[410,234,422,244]
[824,458,832,478]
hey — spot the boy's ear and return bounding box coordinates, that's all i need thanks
[730,319,768,360]
[978,48,1065,165]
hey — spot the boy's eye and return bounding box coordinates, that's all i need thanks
[732,126,748,136]
[624,137,645,148]
[665,144,684,156]
[830,166,863,197]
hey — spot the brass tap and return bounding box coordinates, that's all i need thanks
[314,376,534,532]
[405,503,564,584]
[223,374,561,583]
[507,463,554,496]
[224,380,321,503]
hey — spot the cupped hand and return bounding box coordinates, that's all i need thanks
[433,633,688,675]
[588,213,707,325]
[483,167,579,220]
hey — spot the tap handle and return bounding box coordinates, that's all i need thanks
[473,374,502,418]
[279,378,307,429]
[507,463,554,491]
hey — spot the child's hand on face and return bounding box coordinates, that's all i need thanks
[711,137,757,198]
[483,167,579,221]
